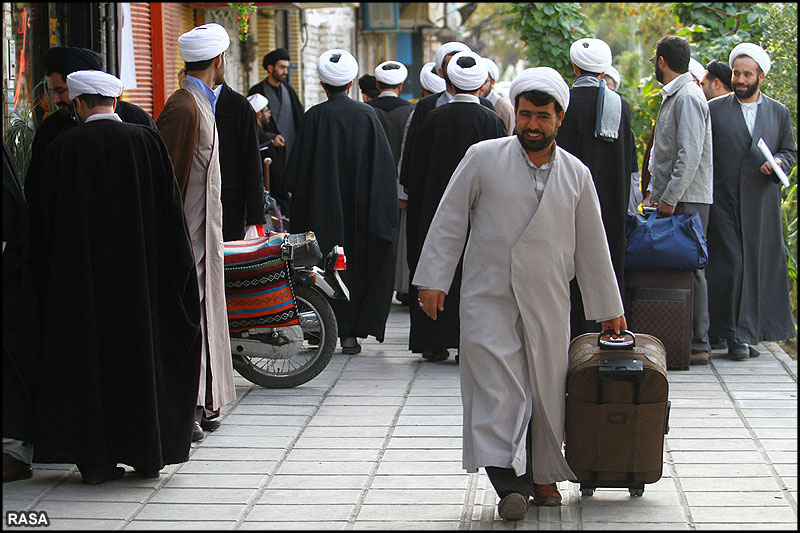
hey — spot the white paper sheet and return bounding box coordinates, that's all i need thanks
[757,138,790,187]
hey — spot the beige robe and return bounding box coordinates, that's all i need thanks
[412,136,623,483]
[492,94,516,136]
[157,81,236,410]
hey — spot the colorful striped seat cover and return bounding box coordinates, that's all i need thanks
[223,234,300,332]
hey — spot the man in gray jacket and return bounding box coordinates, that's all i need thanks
[644,35,713,365]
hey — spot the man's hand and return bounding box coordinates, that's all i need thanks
[601,315,628,337]
[417,289,445,320]
[657,199,676,217]
[641,191,655,208]
[398,199,407,210]
[273,134,286,147]
[760,157,782,175]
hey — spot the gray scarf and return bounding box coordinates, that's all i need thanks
[573,75,621,142]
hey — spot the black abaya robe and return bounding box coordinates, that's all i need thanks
[406,100,507,352]
[555,86,633,338]
[29,119,202,470]
[285,92,398,342]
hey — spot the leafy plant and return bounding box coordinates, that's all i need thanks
[503,3,592,80]
[3,76,51,182]
[228,2,258,42]
[782,168,797,325]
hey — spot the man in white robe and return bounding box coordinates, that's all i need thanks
[414,67,626,521]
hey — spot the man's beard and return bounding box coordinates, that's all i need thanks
[516,127,557,153]
[734,79,759,99]
[56,102,73,118]
[654,63,664,84]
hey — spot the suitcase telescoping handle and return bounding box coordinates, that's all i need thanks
[597,358,644,405]
[598,329,635,350]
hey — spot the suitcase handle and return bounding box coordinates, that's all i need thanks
[597,358,643,405]
[598,329,635,350]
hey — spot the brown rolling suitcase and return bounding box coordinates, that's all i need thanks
[565,330,670,497]
[625,269,693,370]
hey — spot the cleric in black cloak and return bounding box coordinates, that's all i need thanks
[213,79,266,241]
[28,71,202,484]
[25,46,154,207]
[285,49,398,355]
[555,38,633,338]
[398,41,496,191]
[247,48,304,216]
[406,51,507,362]
[706,43,797,359]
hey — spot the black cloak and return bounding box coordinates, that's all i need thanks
[285,92,398,342]
[368,95,414,165]
[28,119,202,470]
[405,100,507,352]
[216,82,267,241]
[555,86,633,338]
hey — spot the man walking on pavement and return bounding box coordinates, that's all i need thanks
[248,48,304,216]
[643,35,714,366]
[285,49,398,356]
[706,43,797,360]
[414,66,626,520]
[157,23,237,441]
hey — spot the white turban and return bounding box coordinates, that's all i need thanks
[604,65,621,89]
[447,51,488,92]
[483,57,500,82]
[178,23,230,63]
[688,58,705,81]
[419,62,446,94]
[435,41,470,72]
[375,60,408,85]
[570,38,612,73]
[67,70,123,100]
[317,49,359,86]
[729,42,770,76]
[247,93,269,113]
[509,67,570,113]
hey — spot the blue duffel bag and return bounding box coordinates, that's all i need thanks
[625,210,708,270]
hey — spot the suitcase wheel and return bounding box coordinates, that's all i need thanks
[580,488,594,497]
[629,487,644,497]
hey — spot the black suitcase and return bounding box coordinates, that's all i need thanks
[625,269,693,370]
[566,330,670,497]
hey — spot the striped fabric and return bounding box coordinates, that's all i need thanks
[223,234,299,332]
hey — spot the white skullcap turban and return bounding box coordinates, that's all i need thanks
[179,23,230,62]
[447,51,488,92]
[317,49,359,86]
[67,70,123,100]
[688,58,705,81]
[570,38,612,73]
[509,67,570,112]
[247,93,269,113]
[604,65,621,88]
[419,62,446,94]
[729,42,770,76]
[483,57,500,82]
[435,41,471,72]
[375,60,408,85]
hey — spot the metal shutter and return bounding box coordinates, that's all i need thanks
[125,2,153,116]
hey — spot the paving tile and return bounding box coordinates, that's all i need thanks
[381,449,463,462]
[176,460,276,475]
[307,415,397,426]
[387,437,462,449]
[245,503,353,521]
[212,415,309,427]
[666,417,745,428]
[404,396,463,406]
[301,426,389,438]
[578,502,685,522]
[760,439,797,452]
[292,437,385,449]
[401,405,463,415]
[668,408,739,418]
[265,475,367,489]
[39,485,155,503]
[135,503,245,521]
[321,396,406,406]
[363,489,465,504]
[764,451,797,464]
[580,523,689,530]
[693,524,797,531]
[669,451,765,464]
[395,415,462,426]
[673,463,774,478]
[690,505,797,523]
[666,390,728,398]
[189,447,285,462]
[747,417,797,428]
[724,382,796,390]
[237,396,321,406]
[370,475,470,489]
[357,504,463,521]
[392,425,463,437]
[162,474,267,489]
[284,448,380,462]
[666,427,752,439]
[407,389,462,397]
[125,520,236,530]
[41,519,128,530]
[33,501,140,520]
[684,491,789,506]
[665,439,758,451]
[148,487,257,504]
[773,464,797,477]
[669,398,734,408]
[352,521,463,530]
[679,476,781,491]
[239,522,347,530]
[781,476,797,490]
[257,489,361,505]
[377,461,465,475]
[206,424,301,437]
[315,405,400,416]
[729,390,797,400]
[276,461,374,475]
[751,427,797,439]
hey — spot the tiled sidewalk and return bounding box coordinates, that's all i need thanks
[2,302,797,530]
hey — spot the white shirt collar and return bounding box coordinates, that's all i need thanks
[660,71,691,99]
[452,93,480,104]
[378,90,397,98]
[86,112,123,123]
[213,84,223,98]
[736,92,763,106]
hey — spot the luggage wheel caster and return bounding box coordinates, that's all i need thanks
[629,488,644,497]
[580,488,594,497]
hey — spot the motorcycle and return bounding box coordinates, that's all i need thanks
[224,231,349,388]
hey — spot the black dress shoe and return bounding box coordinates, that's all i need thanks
[422,349,449,361]
[3,453,32,483]
[192,420,205,442]
[79,464,125,485]
[200,415,221,432]
[748,345,761,357]
[341,337,362,354]
[729,343,749,361]
[134,468,160,479]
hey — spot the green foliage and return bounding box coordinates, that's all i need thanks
[503,3,592,79]
[761,3,797,145]
[461,3,524,81]
[3,76,50,182]
[782,169,797,324]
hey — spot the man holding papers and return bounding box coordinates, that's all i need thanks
[706,42,797,360]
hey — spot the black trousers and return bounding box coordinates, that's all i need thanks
[485,418,535,498]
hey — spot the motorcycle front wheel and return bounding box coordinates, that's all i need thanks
[231,285,338,388]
